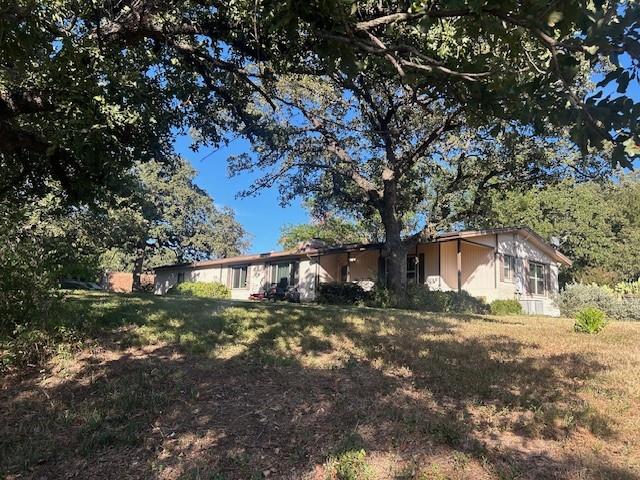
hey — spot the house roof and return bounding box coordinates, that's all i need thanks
[153,226,571,271]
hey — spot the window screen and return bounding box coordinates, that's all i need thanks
[232,266,247,289]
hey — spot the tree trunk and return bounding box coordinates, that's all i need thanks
[379,179,409,304]
[385,234,408,298]
[132,240,146,292]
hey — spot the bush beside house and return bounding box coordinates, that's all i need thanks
[317,282,369,305]
[490,299,523,315]
[556,282,640,321]
[405,285,489,314]
[317,282,488,314]
[169,281,231,299]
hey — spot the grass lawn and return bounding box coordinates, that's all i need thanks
[1,292,640,480]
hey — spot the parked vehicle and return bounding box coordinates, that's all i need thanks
[59,279,102,290]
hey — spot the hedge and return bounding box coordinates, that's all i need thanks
[169,281,231,299]
[556,283,640,321]
[490,299,523,315]
[317,282,368,305]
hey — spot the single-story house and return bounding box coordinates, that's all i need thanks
[153,227,572,316]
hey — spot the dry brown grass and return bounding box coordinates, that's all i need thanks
[1,292,639,479]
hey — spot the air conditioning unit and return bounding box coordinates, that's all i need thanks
[519,299,544,315]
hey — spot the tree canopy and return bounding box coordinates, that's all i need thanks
[231,68,609,293]
[1,0,638,205]
[278,216,375,250]
[92,158,249,288]
[135,158,249,264]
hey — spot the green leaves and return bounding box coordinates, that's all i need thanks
[483,173,640,283]
[132,158,249,268]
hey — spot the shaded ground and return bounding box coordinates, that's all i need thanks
[1,292,639,479]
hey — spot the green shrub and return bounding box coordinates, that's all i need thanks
[605,296,640,322]
[330,449,373,480]
[365,283,393,308]
[406,285,489,314]
[611,279,640,297]
[490,299,523,315]
[556,283,613,317]
[574,307,608,334]
[169,281,231,299]
[449,290,490,314]
[317,282,488,314]
[556,283,640,321]
[317,282,368,305]
[0,232,61,335]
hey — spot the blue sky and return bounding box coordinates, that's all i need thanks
[174,134,308,253]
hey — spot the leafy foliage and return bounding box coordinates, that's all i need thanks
[490,300,523,316]
[366,284,394,309]
[479,173,640,284]
[169,282,231,300]
[574,307,608,334]
[0,201,61,334]
[92,158,248,290]
[133,159,249,269]
[605,280,640,297]
[0,193,129,332]
[404,286,489,314]
[279,216,373,249]
[3,2,637,204]
[556,284,640,321]
[316,281,488,314]
[604,297,640,323]
[317,283,369,306]
[556,284,618,317]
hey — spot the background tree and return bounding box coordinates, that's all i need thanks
[126,158,249,289]
[231,71,607,296]
[279,217,370,250]
[477,173,640,285]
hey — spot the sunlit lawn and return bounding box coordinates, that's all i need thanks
[1,291,639,479]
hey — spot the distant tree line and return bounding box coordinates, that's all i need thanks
[477,173,640,285]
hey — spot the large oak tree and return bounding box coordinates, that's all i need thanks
[231,71,609,295]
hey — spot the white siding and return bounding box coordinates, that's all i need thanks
[298,258,316,301]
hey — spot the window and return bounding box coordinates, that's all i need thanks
[407,256,418,284]
[528,262,546,295]
[272,262,298,287]
[503,255,516,282]
[232,266,248,289]
[340,265,348,283]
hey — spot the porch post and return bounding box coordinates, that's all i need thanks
[346,252,351,282]
[457,239,462,293]
[438,242,441,289]
[494,233,498,288]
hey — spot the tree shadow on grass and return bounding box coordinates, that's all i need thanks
[1,297,634,479]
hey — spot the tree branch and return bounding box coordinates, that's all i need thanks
[0,89,54,121]
[399,110,461,173]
